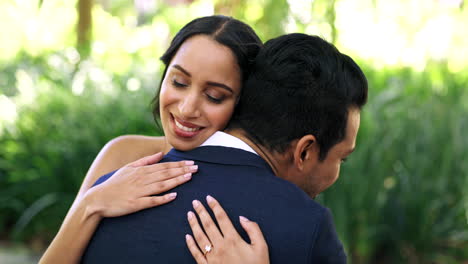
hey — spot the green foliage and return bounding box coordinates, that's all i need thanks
[0,52,160,243]
[319,64,468,263]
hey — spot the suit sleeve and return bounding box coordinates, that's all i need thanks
[91,170,117,187]
[310,208,347,264]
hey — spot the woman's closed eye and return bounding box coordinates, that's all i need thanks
[206,90,226,104]
[172,78,188,88]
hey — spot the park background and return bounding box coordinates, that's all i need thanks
[0,0,467,263]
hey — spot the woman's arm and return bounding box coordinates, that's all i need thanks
[38,185,103,264]
[40,136,192,264]
[185,195,270,264]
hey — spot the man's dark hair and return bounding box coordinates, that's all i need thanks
[152,15,263,124]
[229,33,368,160]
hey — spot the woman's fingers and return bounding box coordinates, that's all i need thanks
[187,210,213,256]
[142,173,193,196]
[205,195,240,239]
[185,234,207,264]
[128,152,163,167]
[185,197,270,264]
[133,192,178,211]
[143,165,198,184]
[145,160,195,174]
[239,216,268,250]
[192,200,224,244]
[128,152,197,181]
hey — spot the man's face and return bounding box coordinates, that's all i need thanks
[299,108,361,198]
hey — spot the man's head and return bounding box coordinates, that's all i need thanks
[228,33,368,197]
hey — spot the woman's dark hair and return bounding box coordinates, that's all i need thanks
[151,15,262,126]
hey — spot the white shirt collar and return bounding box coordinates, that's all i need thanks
[200,131,258,155]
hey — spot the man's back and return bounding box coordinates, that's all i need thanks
[82,146,345,263]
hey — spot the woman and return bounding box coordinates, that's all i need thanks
[40,15,269,263]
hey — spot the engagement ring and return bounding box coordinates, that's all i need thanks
[204,244,213,256]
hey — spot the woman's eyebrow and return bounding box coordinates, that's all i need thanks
[172,64,234,93]
[207,81,233,93]
[172,64,191,77]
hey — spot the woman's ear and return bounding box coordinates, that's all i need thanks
[293,134,318,170]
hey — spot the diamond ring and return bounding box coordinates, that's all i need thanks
[203,244,213,256]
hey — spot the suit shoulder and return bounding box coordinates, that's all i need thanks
[308,206,347,263]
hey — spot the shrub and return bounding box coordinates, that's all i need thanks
[0,53,161,244]
[319,64,468,263]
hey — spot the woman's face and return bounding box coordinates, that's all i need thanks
[159,35,242,151]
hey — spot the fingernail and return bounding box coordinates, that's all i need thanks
[206,195,214,204]
[168,192,177,199]
[184,173,192,179]
[189,165,198,172]
[192,200,200,208]
[185,234,191,241]
[187,211,194,219]
[185,160,194,165]
[239,216,249,222]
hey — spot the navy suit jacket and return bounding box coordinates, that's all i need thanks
[81,146,346,263]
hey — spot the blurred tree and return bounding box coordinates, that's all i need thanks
[77,0,93,57]
[164,0,195,4]
[325,0,337,44]
[214,0,289,40]
[312,0,337,44]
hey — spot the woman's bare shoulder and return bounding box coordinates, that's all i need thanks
[102,135,168,167]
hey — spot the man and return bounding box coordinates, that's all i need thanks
[82,33,368,263]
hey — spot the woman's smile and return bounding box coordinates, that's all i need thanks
[159,35,241,151]
[171,114,205,138]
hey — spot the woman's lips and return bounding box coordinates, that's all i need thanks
[172,115,204,138]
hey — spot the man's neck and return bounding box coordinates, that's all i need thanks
[225,128,287,177]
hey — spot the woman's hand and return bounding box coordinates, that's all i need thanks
[185,195,269,264]
[86,152,198,218]
[41,152,196,264]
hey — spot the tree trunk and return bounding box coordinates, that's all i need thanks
[77,0,93,58]
[326,0,337,45]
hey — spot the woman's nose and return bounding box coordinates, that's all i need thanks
[178,94,201,119]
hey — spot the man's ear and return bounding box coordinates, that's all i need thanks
[293,134,318,170]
